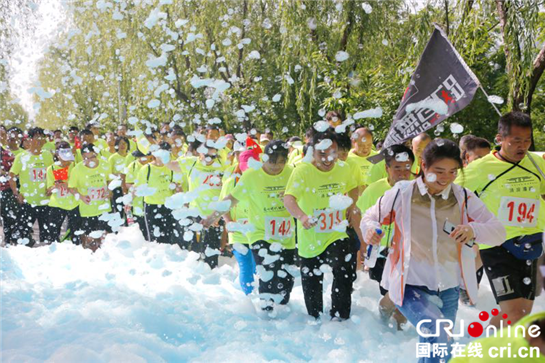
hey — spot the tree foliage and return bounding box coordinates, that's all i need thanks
[3,0,545,147]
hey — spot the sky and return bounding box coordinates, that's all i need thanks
[7,0,68,121]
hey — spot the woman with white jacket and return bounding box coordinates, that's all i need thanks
[360,139,505,363]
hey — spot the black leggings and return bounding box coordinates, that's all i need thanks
[1,190,20,245]
[251,241,296,308]
[188,217,223,269]
[48,207,81,245]
[142,204,178,244]
[300,239,356,319]
[14,204,51,246]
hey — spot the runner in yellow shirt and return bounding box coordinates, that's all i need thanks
[356,144,414,329]
[135,142,182,244]
[86,121,109,154]
[68,143,112,251]
[367,133,430,184]
[125,149,154,238]
[456,111,545,328]
[46,141,80,244]
[206,150,255,295]
[204,142,296,311]
[284,129,361,320]
[347,127,378,190]
[167,144,226,268]
[337,132,366,271]
[9,127,54,246]
[461,136,491,167]
[116,124,137,153]
[287,136,304,166]
[108,136,130,215]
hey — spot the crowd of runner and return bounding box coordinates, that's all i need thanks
[1,110,545,362]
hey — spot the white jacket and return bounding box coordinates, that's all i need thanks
[360,178,506,306]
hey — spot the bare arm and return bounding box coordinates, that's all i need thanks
[347,187,367,258]
[283,194,315,229]
[202,194,238,228]
[166,161,181,173]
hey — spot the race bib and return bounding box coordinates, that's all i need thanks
[314,209,343,233]
[201,173,222,189]
[88,186,108,201]
[56,184,69,198]
[498,196,539,228]
[265,216,293,240]
[30,168,46,182]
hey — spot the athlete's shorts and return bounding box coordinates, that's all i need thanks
[480,244,538,303]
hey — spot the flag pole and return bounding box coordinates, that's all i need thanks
[478,85,502,117]
[479,86,545,180]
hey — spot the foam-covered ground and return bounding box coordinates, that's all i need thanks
[1,225,544,362]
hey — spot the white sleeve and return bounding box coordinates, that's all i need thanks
[465,189,506,246]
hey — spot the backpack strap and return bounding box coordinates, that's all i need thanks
[377,188,400,249]
[187,160,198,178]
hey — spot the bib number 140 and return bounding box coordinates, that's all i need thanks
[499,196,539,228]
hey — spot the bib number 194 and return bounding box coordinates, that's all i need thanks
[499,196,539,228]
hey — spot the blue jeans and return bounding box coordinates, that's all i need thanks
[232,244,256,295]
[396,285,460,363]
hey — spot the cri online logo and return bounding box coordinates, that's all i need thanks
[416,309,541,339]
[468,309,508,338]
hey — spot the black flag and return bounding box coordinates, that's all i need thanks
[381,24,480,150]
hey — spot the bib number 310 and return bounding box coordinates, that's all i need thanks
[498,196,539,228]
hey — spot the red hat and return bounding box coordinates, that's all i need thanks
[245,136,262,153]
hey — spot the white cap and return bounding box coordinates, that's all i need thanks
[58,148,75,161]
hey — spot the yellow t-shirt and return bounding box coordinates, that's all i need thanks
[220,172,250,245]
[109,153,128,175]
[10,150,54,206]
[344,157,365,190]
[231,165,295,248]
[42,141,56,154]
[347,149,378,186]
[285,161,358,258]
[136,164,179,205]
[46,163,78,210]
[68,160,112,217]
[288,146,304,166]
[456,151,545,247]
[181,158,226,216]
[125,160,148,216]
[356,177,394,248]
